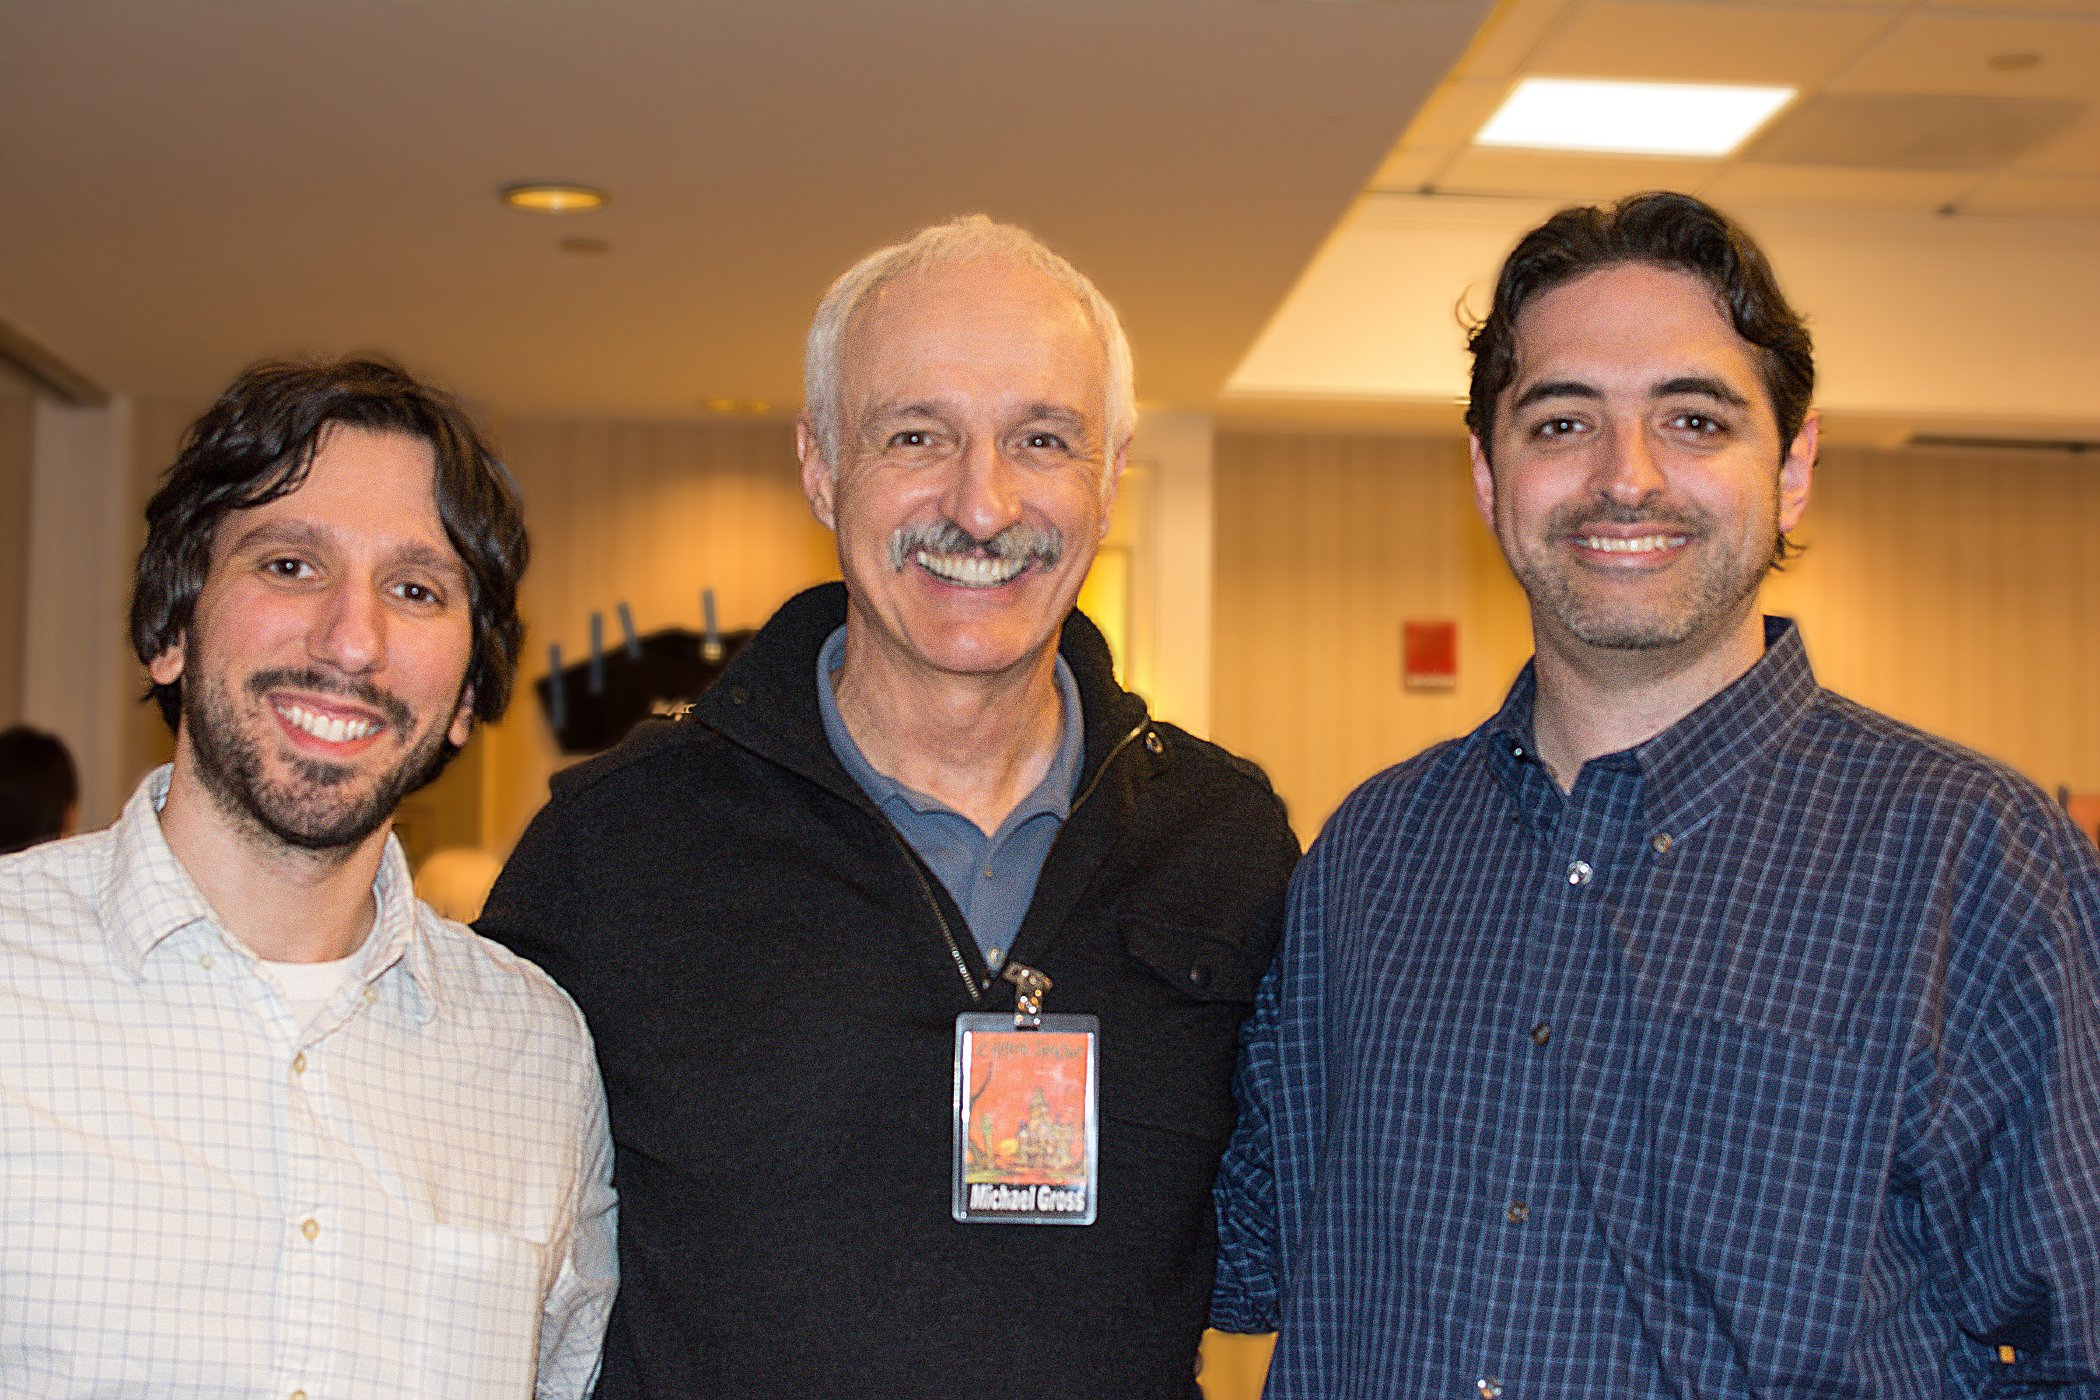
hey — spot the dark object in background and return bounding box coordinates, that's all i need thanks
[0,725,79,854]
[535,629,753,755]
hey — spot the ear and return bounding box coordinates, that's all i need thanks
[147,636,187,687]
[1777,410,1817,535]
[447,685,476,750]
[796,413,839,531]
[1468,432,1498,526]
[1096,437,1131,540]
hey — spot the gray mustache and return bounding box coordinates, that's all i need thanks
[886,518,1065,572]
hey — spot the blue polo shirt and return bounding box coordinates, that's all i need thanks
[815,626,1084,970]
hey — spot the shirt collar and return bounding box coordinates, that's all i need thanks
[1481,616,1820,837]
[813,625,1086,830]
[99,765,438,1015]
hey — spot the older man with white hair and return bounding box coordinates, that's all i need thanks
[482,216,1298,1398]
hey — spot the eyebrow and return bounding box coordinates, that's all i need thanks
[225,519,468,585]
[1508,375,1752,412]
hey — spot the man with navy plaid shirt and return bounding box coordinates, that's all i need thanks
[1212,190,2100,1396]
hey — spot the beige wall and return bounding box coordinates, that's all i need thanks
[1213,430,2100,844]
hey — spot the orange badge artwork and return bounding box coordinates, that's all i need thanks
[963,1032,1089,1186]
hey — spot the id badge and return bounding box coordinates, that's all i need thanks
[951,1012,1099,1225]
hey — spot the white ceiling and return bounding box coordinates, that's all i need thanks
[0,0,1492,418]
[1226,0,2100,440]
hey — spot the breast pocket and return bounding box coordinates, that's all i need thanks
[414,1221,547,1395]
[1102,917,1264,1143]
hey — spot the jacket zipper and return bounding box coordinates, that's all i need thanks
[901,716,1151,1003]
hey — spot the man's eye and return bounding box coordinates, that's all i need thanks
[888,430,933,449]
[1670,413,1726,435]
[396,581,439,605]
[263,557,310,579]
[1021,432,1068,451]
[1534,417,1584,439]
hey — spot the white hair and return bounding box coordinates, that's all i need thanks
[802,214,1137,468]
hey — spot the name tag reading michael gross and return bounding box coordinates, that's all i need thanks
[951,1013,1099,1225]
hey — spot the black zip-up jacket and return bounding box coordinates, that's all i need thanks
[480,582,1298,1398]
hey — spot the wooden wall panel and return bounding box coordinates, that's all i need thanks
[1214,430,2100,843]
[1212,431,1531,840]
[0,376,33,724]
[1766,442,2100,796]
[481,419,838,852]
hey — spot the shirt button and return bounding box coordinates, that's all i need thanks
[1144,730,1164,755]
[1506,1201,1528,1223]
[198,953,213,970]
[980,867,994,880]
[291,1053,306,1074]
[986,948,1004,968]
[1652,832,1674,855]
[1477,1379,1504,1400]
[300,1218,319,1241]
[291,1392,307,1400]
[1530,1022,1551,1047]
[1187,964,1213,991]
[1566,859,1593,886]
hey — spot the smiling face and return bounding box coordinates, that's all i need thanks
[1471,261,1815,667]
[149,425,475,852]
[798,257,1126,688]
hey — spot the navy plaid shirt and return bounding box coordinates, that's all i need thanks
[1214,618,2100,1397]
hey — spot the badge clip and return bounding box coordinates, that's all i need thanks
[1001,962,1052,1029]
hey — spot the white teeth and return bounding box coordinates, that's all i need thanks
[1581,534,1686,554]
[916,550,1028,587]
[278,702,380,743]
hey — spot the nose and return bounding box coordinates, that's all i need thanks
[944,435,1024,542]
[1596,418,1667,507]
[308,581,386,675]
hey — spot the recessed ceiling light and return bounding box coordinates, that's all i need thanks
[1475,78,1796,157]
[502,183,609,213]
[1988,52,2042,72]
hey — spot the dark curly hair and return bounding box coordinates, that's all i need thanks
[130,358,528,756]
[1464,191,1814,565]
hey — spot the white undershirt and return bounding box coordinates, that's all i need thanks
[259,937,368,1030]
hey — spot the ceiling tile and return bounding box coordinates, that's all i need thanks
[1703,162,1979,210]
[2017,113,2100,174]
[1367,146,1449,190]
[1398,78,1513,147]
[1528,0,1897,85]
[1436,146,1723,198]
[1745,92,2084,167]
[1962,170,2100,214]
[1833,13,2100,100]
[1454,0,1582,79]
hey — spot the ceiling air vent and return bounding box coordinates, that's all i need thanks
[1744,93,2085,170]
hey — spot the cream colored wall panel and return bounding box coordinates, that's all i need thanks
[2018,113,2100,176]
[1212,432,1530,839]
[1532,0,1896,84]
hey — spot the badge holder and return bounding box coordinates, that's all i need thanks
[951,963,1098,1225]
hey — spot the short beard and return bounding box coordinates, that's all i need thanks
[1513,500,1772,652]
[885,517,1064,572]
[184,666,450,853]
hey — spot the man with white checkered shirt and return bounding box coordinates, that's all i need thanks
[0,359,614,1398]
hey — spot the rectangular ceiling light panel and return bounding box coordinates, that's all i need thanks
[1476,78,1797,158]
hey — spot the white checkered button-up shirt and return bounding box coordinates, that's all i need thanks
[0,767,617,1398]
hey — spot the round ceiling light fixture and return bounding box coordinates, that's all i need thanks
[502,182,609,213]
